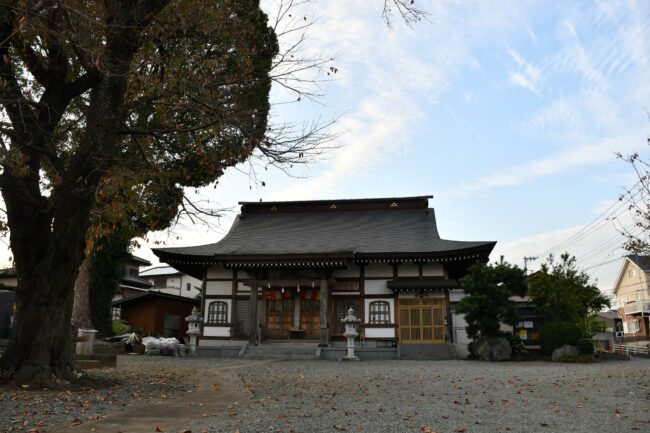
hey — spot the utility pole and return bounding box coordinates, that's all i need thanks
[523,256,538,274]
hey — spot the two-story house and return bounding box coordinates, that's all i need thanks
[139,265,202,299]
[612,255,650,341]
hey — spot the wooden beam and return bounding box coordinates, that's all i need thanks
[319,277,329,347]
[444,288,453,343]
[248,280,258,345]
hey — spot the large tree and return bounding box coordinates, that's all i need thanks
[457,260,527,339]
[528,253,610,324]
[0,0,282,387]
[0,0,427,387]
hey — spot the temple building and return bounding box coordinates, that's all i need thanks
[153,196,495,359]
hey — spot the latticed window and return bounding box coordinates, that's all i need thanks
[369,301,390,324]
[207,301,228,324]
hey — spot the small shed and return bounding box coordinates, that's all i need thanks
[112,291,199,340]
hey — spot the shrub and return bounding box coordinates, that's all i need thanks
[577,338,595,355]
[112,320,129,335]
[504,333,528,359]
[539,321,581,354]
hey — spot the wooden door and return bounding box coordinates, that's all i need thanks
[266,299,293,338]
[300,299,320,338]
[399,298,445,343]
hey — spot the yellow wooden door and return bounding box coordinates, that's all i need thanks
[399,298,445,343]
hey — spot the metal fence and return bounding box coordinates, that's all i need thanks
[615,343,650,357]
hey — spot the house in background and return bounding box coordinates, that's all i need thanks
[139,265,202,299]
[612,255,650,342]
[112,291,198,339]
[152,196,496,360]
[0,268,17,339]
[114,254,154,300]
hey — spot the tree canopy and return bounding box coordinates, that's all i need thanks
[456,260,527,339]
[528,253,610,324]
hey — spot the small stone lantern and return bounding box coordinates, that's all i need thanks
[185,307,202,355]
[340,307,361,362]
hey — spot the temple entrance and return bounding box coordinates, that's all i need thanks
[300,299,320,338]
[266,298,293,338]
[265,288,320,339]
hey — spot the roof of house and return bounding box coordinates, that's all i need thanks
[120,274,154,288]
[112,290,199,306]
[126,254,152,267]
[139,265,182,277]
[153,197,495,273]
[626,254,650,271]
[612,255,650,294]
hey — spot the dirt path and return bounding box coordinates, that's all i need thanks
[52,360,270,433]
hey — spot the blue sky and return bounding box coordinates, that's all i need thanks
[135,1,648,293]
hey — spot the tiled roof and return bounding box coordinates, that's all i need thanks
[153,197,495,263]
[627,254,650,271]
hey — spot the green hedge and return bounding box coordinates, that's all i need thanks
[576,338,595,355]
[540,320,581,354]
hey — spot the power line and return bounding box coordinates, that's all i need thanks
[534,181,641,257]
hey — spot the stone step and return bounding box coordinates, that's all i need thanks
[242,353,316,360]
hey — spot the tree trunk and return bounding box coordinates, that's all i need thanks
[0,180,96,387]
[72,255,94,332]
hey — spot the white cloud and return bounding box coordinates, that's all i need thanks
[508,49,542,94]
[445,132,643,198]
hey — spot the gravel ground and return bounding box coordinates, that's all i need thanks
[184,358,650,433]
[0,356,219,433]
[1,357,649,433]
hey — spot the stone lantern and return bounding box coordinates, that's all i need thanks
[340,307,361,361]
[185,307,202,355]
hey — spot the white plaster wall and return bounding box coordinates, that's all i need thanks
[205,281,233,296]
[203,299,232,322]
[452,313,470,344]
[364,279,391,295]
[236,270,251,279]
[333,267,361,278]
[422,262,444,276]
[398,263,419,277]
[202,326,231,337]
[364,298,395,324]
[167,277,180,288]
[365,327,395,338]
[364,264,393,277]
[449,289,465,302]
[237,282,251,293]
[207,266,233,279]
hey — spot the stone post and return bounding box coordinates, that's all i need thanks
[185,307,202,355]
[75,328,98,355]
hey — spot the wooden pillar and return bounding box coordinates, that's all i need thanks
[319,277,329,347]
[444,288,453,343]
[248,280,258,345]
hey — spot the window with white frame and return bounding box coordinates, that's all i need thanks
[624,320,640,333]
[369,301,390,324]
[207,301,228,324]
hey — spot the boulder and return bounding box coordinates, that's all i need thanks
[551,344,579,362]
[474,336,512,361]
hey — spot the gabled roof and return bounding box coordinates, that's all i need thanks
[112,290,199,306]
[152,196,496,275]
[626,254,650,271]
[126,254,152,267]
[612,255,650,294]
[140,265,182,278]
